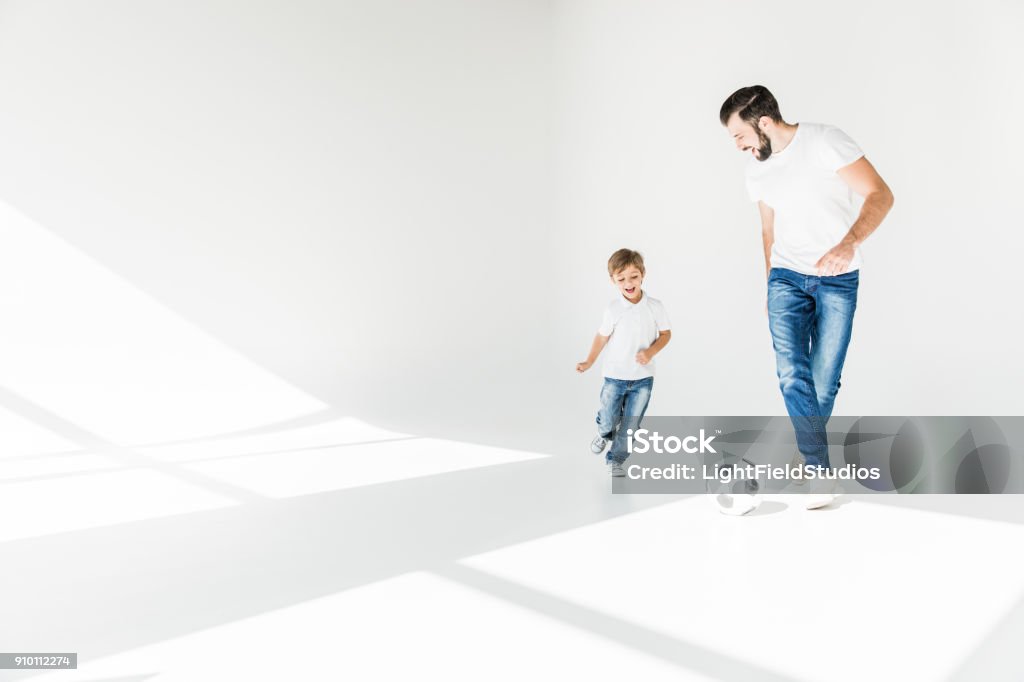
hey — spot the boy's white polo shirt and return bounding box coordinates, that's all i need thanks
[598,292,671,380]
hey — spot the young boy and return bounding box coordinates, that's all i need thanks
[576,249,672,477]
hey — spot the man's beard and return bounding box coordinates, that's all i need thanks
[754,129,773,162]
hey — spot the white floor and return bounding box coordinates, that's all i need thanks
[3,417,1024,682]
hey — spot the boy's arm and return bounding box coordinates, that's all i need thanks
[576,334,610,373]
[636,330,671,365]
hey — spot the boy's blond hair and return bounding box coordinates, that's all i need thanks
[607,248,645,276]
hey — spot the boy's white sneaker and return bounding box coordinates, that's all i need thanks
[591,434,611,454]
[609,462,626,477]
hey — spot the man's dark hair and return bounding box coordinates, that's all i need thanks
[719,85,783,127]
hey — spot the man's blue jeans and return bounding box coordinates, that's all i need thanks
[596,376,653,465]
[767,267,858,468]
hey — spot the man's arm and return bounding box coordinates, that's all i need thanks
[636,331,671,365]
[576,334,610,373]
[816,157,895,276]
[758,200,775,280]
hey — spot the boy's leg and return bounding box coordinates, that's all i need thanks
[607,377,654,465]
[767,269,830,468]
[810,271,859,421]
[595,378,627,443]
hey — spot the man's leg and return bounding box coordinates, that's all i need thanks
[810,271,859,420]
[606,377,654,465]
[767,268,830,468]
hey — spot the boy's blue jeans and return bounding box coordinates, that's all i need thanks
[596,376,654,465]
[767,267,858,469]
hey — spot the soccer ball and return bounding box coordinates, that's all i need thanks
[711,474,761,516]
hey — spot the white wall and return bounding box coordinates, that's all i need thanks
[0,0,1019,453]
[552,0,1024,421]
[0,0,555,444]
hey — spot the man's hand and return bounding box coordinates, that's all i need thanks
[818,157,893,276]
[815,238,857,276]
[576,360,592,373]
[635,350,652,365]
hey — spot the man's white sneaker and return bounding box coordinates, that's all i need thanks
[609,462,626,477]
[591,434,611,454]
[804,493,835,510]
[805,480,841,510]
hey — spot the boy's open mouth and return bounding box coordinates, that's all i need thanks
[625,287,636,294]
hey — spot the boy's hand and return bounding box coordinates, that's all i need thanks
[576,361,592,373]
[636,350,652,365]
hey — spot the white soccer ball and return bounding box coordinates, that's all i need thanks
[713,490,761,516]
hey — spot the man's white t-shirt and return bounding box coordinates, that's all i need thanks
[745,122,865,276]
[598,292,671,380]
